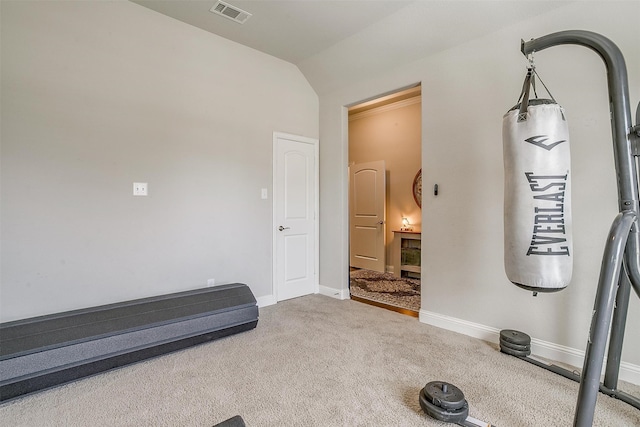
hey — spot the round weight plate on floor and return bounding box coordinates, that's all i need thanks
[500,329,531,346]
[499,339,531,352]
[419,387,469,424]
[422,381,466,410]
[500,344,531,357]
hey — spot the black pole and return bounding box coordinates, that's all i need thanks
[573,211,634,426]
[520,30,639,426]
[604,268,631,391]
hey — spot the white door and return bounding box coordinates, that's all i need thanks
[273,132,319,301]
[350,160,386,272]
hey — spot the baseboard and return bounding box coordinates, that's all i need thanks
[257,287,349,306]
[256,294,277,308]
[419,309,640,386]
[318,285,350,300]
[620,361,640,386]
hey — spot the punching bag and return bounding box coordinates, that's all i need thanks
[503,68,572,292]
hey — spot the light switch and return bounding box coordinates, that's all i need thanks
[133,182,148,196]
[261,188,268,199]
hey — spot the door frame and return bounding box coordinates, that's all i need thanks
[345,83,422,292]
[272,131,319,302]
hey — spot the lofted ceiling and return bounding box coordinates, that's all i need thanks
[131,0,572,94]
[131,0,414,64]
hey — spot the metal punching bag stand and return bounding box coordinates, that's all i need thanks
[520,30,640,426]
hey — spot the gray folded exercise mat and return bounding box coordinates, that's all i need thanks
[0,283,258,402]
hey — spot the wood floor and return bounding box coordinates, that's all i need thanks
[350,294,419,318]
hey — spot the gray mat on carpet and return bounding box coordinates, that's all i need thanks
[349,269,420,311]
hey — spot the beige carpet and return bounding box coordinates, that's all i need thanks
[1,294,638,426]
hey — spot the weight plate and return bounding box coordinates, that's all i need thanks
[419,388,469,423]
[499,339,531,352]
[500,329,531,346]
[422,381,466,410]
[500,344,531,357]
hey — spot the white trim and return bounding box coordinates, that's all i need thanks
[272,135,278,302]
[319,285,350,300]
[256,294,277,308]
[620,361,640,386]
[419,309,640,386]
[272,132,320,302]
[341,106,351,294]
[348,96,421,121]
[419,310,498,341]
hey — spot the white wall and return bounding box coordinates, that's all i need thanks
[319,0,640,375]
[0,1,318,321]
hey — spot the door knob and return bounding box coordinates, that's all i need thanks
[278,226,290,231]
[377,221,384,225]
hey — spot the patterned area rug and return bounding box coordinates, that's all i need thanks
[349,269,420,312]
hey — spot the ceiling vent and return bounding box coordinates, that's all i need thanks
[209,1,252,24]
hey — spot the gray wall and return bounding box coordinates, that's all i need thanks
[2,0,639,385]
[0,1,318,320]
[318,1,640,376]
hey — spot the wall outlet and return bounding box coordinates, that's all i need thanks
[133,182,148,196]
[207,278,216,287]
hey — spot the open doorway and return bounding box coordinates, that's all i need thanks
[348,84,422,317]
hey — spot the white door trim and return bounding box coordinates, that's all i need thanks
[272,132,319,302]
